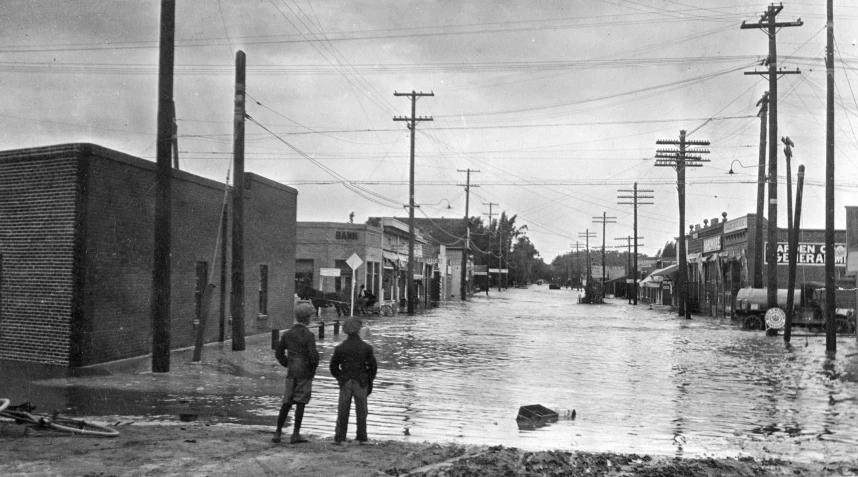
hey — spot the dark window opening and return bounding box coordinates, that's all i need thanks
[295,259,314,296]
[194,261,209,327]
[259,264,269,316]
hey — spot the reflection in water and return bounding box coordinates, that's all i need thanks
[3,287,858,462]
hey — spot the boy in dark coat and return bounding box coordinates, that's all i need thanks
[329,318,377,444]
[273,302,319,444]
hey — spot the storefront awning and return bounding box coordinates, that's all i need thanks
[649,264,678,280]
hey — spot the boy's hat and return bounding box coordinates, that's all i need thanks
[295,303,315,319]
[343,317,362,333]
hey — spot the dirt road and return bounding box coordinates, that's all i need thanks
[2,420,857,476]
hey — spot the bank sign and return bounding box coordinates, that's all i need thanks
[764,242,846,266]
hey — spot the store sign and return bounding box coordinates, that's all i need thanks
[703,236,722,253]
[335,231,359,241]
[320,268,341,277]
[723,216,748,234]
[847,206,858,274]
[394,243,423,257]
[764,242,846,266]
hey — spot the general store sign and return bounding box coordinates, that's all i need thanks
[764,242,846,266]
[723,216,748,234]
[320,268,341,277]
[703,236,721,253]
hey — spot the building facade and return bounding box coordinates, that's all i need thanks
[295,222,383,302]
[681,212,846,317]
[0,143,297,366]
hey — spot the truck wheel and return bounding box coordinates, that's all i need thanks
[743,315,763,331]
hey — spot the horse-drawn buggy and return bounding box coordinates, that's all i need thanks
[297,286,351,316]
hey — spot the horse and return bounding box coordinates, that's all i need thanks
[297,286,351,316]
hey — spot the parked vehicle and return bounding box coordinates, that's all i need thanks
[733,283,856,333]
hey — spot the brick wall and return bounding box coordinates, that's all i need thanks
[0,150,79,365]
[0,144,297,366]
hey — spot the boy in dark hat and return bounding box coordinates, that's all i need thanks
[329,317,377,444]
[273,302,319,444]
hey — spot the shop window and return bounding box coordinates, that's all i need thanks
[334,259,352,293]
[295,259,314,295]
[259,264,269,317]
[194,261,208,326]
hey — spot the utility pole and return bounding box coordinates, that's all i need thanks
[170,100,180,170]
[151,0,175,373]
[457,169,479,301]
[618,182,654,305]
[592,212,617,291]
[498,212,506,293]
[782,137,795,238]
[571,242,582,288]
[753,93,769,289]
[394,91,434,314]
[785,165,805,344]
[616,236,644,304]
[231,50,246,351]
[742,4,802,310]
[483,202,498,296]
[578,230,597,288]
[825,0,836,352]
[656,130,710,318]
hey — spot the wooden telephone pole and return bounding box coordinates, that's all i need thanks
[151,0,175,373]
[655,130,710,318]
[578,230,597,288]
[592,212,617,290]
[483,202,498,296]
[457,169,479,301]
[618,183,654,305]
[616,236,644,304]
[394,91,434,314]
[231,50,246,351]
[741,4,802,310]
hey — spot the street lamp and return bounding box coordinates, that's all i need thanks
[727,159,766,175]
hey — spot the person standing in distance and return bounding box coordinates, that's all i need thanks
[329,317,377,444]
[273,302,319,444]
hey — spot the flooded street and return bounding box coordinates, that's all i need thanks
[3,286,858,461]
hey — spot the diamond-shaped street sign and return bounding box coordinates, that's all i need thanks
[346,253,363,270]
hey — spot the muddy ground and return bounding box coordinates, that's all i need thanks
[1,420,857,477]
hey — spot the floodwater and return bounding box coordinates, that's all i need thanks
[3,286,858,461]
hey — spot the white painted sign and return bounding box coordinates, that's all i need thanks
[764,242,846,266]
[319,268,341,277]
[703,235,722,253]
[346,253,363,270]
[723,216,748,234]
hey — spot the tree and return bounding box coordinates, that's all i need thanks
[660,240,676,260]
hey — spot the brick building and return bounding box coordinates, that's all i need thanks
[295,222,383,301]
[0,143,297,366]
[681,212,846,316]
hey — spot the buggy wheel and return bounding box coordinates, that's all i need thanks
[836,317,856,334]
[380,304,394,316]
[743,315,764,331]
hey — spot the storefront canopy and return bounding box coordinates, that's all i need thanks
[649,264,678,280]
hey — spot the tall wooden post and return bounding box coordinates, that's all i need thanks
[230,50,246,351]
[754,93,768,289]
[825,0,836,352]
[151,0,175,373]
[785,165,805,343]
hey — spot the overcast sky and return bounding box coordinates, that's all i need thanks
[2,0,858,261]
